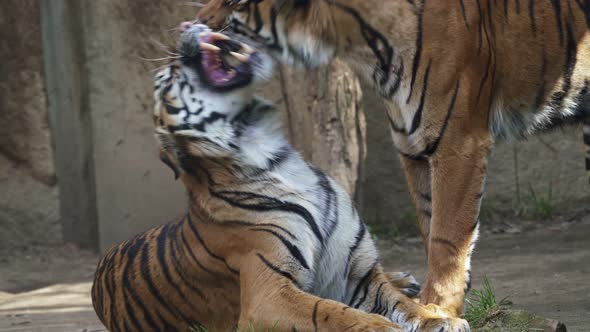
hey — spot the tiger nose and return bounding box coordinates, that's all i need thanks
[179,22,210,34]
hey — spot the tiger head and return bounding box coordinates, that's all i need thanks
[153,23,279,178]
[195,0,370,68]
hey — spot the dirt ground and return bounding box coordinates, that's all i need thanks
[1,214,589,332]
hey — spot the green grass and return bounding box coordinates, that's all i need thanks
[368,223,401,240]
[526,182,554,220]
[465,276,510,327]
[512,180,557,221]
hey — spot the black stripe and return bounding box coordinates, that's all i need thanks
[548,21,577,110]
[387,59,405,97]
[534,51,548,109]
[329,3,394,87]
[120,236,162,332]
[313,168,339,241]
[528,0,536,34]
[156,224,197,308]
[409,59,432,135]
[312,300,323,332]
[407,0,426,104]
[400,151,428,161]
[459,0,469,28]
[180,225,217,276]
[477,0,483,54]
[167,227,208,301]
[267,146,291,171]
[251,228,310,269]
[551,0,564,46]
[344,221,367,277]
[121,286,149,332]
[421,208,432,218]
[465,270,473,291]
[256,253,302,288]
[431,237,459,255]
[515,0,521,14]
[212,190,324,243]
[421,79,461,157]
[142,230,192,327]
[420,192,432,202]
[370,282,388,313]
[391,301,401,316]
[253,0,264,33]
[353,273,374,309]
[186,214,240,275]
[268,6,283,51]
[387,112,407,134]
[476,15,492,104]
[574,0,590,28]
[221,219,298,239]
[503,0,509,20]
[349,265,376,307]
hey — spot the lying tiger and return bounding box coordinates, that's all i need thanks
[91,25,469,332]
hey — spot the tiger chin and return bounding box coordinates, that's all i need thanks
[91,25,469,332]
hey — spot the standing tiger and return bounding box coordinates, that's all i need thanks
[195,0,590,318]
[91,25,470,331]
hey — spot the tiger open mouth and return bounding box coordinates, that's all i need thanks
[179,27,257,91]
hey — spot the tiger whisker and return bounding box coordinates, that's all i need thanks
[150,64,172,73]
[179,1,206,7]
[140,56,181,62]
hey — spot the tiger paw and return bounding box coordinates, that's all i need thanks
[419,317,470,332]
[385,271,421,298]
[349,314,403,332]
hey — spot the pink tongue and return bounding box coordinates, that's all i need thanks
[202,50,229,84]
[209,68,228,83]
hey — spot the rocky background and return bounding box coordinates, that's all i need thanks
[0,0,588,252]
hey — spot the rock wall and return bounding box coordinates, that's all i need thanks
[0,1,54,184]
[0,1,60,250]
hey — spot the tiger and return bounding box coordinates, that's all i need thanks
[90,24,471,332]
[194,0,590,318]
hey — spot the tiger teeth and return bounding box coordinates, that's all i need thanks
[210,32,230,40]
[200,42,220,52]
[230,52,250,62]
[240,43,254,54]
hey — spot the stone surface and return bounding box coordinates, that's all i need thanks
[0,0,55,185]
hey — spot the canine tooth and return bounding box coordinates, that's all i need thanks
[230,52,250,62]
[240,43,254,54]
[210,32,230,40]
[200,42,220,52]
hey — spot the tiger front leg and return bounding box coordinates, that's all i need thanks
[420,129,492,318]
[238,254,402,332]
